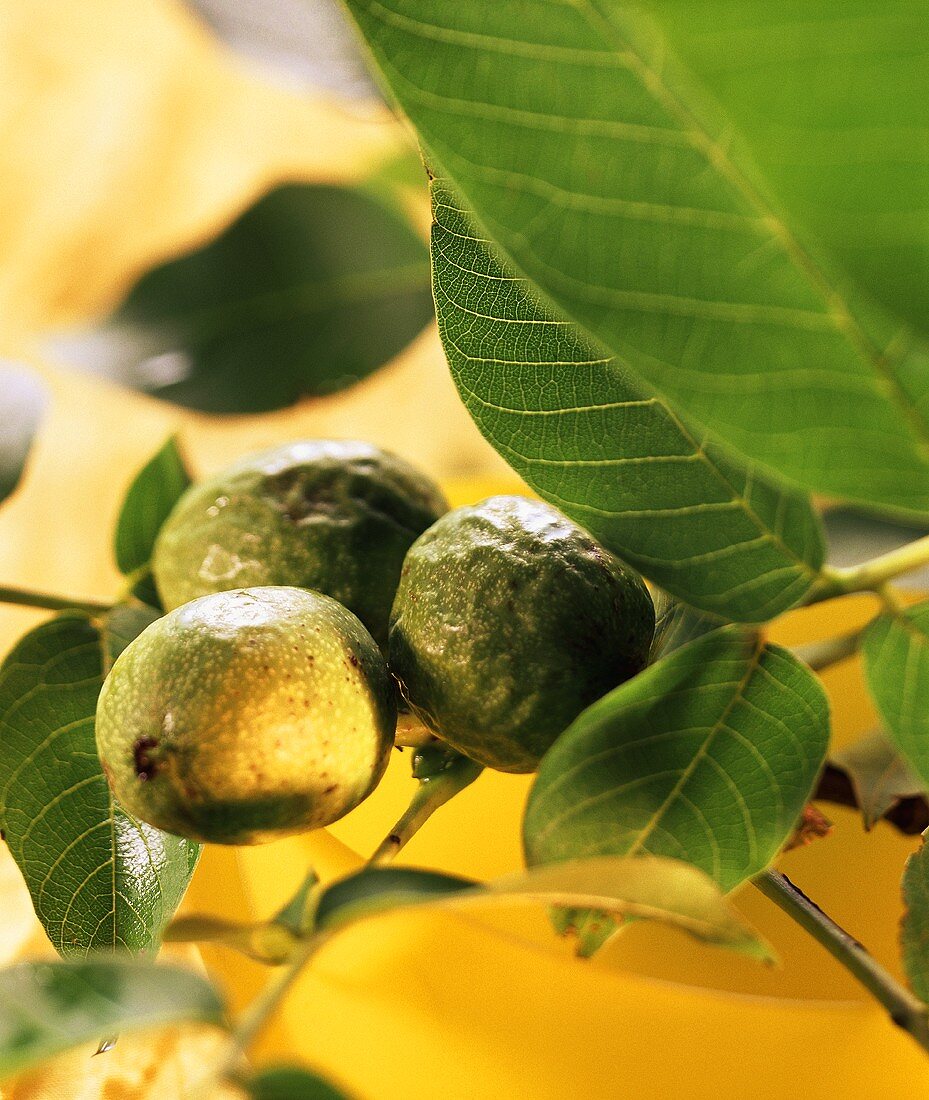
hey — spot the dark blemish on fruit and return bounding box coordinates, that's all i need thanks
[324,784,338,794]
[348,654,359,668]
[133,737,161,781]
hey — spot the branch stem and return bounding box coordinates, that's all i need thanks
[216,934,326,1083]
[808,534,929,604]
[0,584,111,616]
[755,869,929,1055]
[369,749,483,866]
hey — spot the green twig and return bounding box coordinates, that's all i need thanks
[807,535,929,605]
[369,748,483,865]
[216,936,325,1081]
[0,584,111,616]
[755,869,929,1056]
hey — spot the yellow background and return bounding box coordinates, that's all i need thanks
[0,2,927,1097]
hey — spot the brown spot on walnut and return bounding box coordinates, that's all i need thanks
[133,737,161,781]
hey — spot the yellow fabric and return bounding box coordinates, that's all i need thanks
[0,2,926,1097]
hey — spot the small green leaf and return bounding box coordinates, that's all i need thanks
[245,1064,351,1100]
[431,180,824,622]
[345,0,929,514]
[524,627,830,892]
[863,603,929,789]
[314,867,472,934]
[901,839,929,1002]
[831,731,927,831]
[0,957,224,1081]
[312,857,771,961]
[0,364,46,506]
[0,612,199,956]
[114,437,191,577]
[64,184,434,413]
[649,591,721,662]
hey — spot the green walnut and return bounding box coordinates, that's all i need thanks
[388,496,655,773]
[152,440,448,649]
[95,586,396,844]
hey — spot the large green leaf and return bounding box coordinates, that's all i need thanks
[432,181,824,621]
[312,857,770,960]
[0,611,199,956]
[0,958,223,1081]
[344,0,929,514]
[0,365,46,506]
[524,627,829,891]
[902,841,929,1003]
[863,602,929,788]
[644,2,929,340]
[61,184,434,413]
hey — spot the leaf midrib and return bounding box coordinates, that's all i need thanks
[625,638,763,862]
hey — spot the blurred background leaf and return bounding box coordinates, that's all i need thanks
[54,184,433,413]
[0,957,224,1081]
[0,365,45,505]
[186,0,381,101]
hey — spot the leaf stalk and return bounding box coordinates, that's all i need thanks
[0,584,112,616]
[369,749,483,865]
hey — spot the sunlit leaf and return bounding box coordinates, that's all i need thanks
[312,857,771,961]
[649,591,724,661]
[245,1064,351,1100]
[0,612,199,956]
[431,181,825,622]
[0,958,223,1081]
[902,839,929,1002]
[524,627,829,891]
[345,0,929,514]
